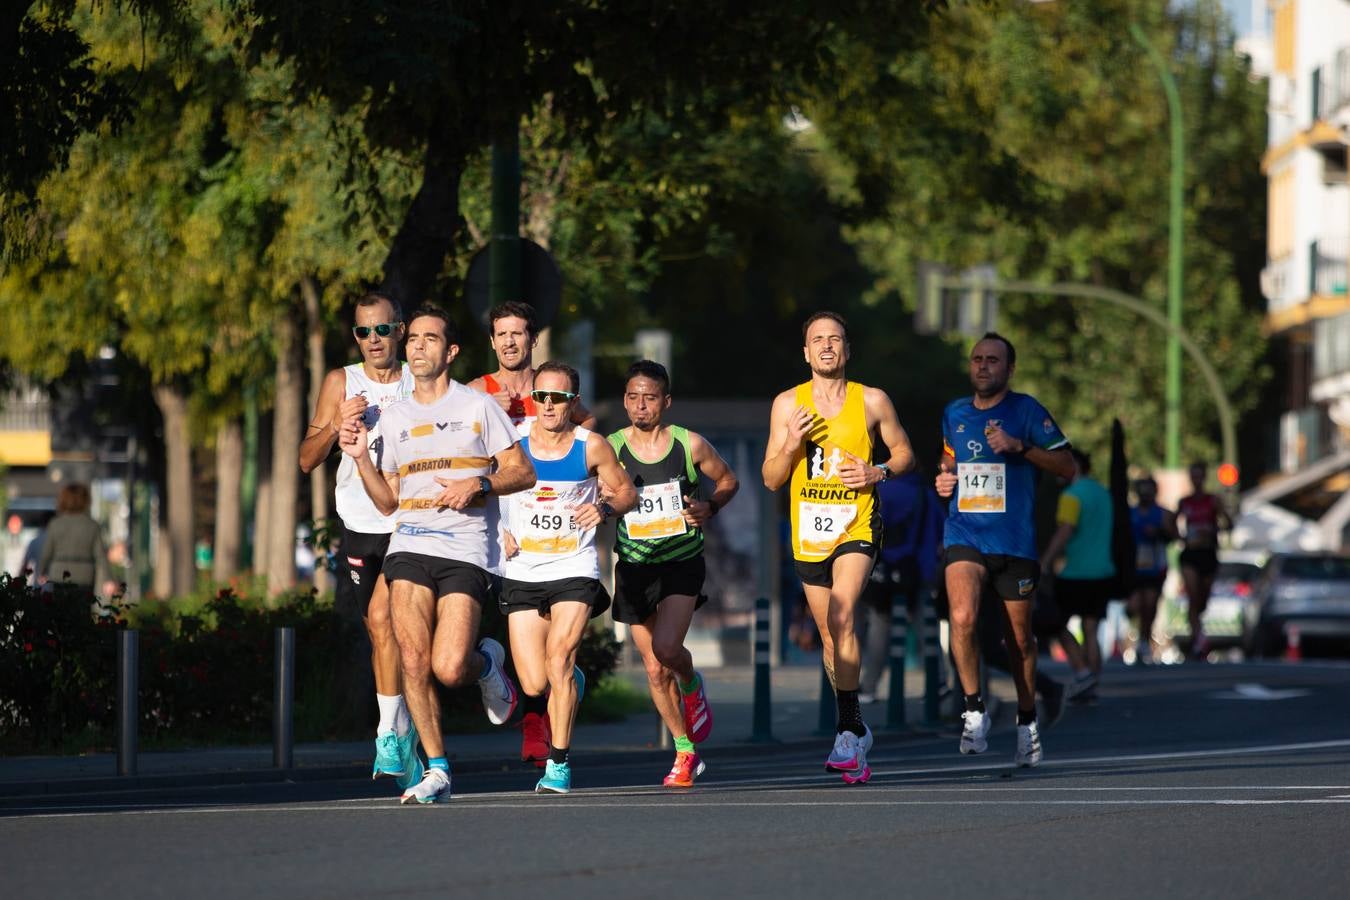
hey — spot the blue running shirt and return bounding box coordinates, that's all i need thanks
[941,392,1068,560]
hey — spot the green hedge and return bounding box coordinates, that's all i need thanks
[0,574,621,754]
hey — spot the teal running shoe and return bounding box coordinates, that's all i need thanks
[535,759,572,795]
[573,665,586,706]
[394,724,424,791]
[372,731,404,780]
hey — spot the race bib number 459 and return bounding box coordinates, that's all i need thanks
[957,462,1006,514]
[624,481,688,540]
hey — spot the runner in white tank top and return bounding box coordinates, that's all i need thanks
[497,362,637,793]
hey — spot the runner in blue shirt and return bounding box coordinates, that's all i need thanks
[935,332,1074,768]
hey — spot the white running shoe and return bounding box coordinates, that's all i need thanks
[1015,721,1042,768]
[825,725,873,772]
[477,637,518,725]
[400,766,451,804]
[960,709,990,754]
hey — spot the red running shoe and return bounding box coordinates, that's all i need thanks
[662,751,705,788]
[680,672,713,743]
[519,710,551,767]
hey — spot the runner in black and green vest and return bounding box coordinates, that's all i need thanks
[608,360,739,788]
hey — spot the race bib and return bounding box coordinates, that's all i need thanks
[624,480,687,540]
[957,463,1006,514]
[797,500,857,557]
[517,492,579,555]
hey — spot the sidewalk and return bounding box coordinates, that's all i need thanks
[0,663,962,798]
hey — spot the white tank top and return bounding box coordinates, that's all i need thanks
[503,425,600,583]
[334,363,414,534]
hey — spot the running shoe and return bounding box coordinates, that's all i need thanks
[400,766,451,805]
[477,637,518,725]
[959,709,990,754]
[372,731,404,780]
[535,759,572,795]
[1014,721,1043,768]
[680,671,713,743]
[394,724,424,791]
[662,751,706,788]
[1066,672,1098,704]
[825,725,874,773]
[519,710,551,765]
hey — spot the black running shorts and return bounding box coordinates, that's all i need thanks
[794,539,878,589]
[499,576,612,620]
[944,545,1040,600]
[382,552,491,603]
[612,556,708,625]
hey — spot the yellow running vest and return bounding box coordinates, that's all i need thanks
[788,381,878,562]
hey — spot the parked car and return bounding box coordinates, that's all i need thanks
[1244,552,1350,658]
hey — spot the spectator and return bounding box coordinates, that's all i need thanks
[38,483,108,593]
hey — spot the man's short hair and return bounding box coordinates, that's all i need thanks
[1071,448,1091,475]
[57,483,91,515]
[977,331,1016,367]
[536,360,580,395]
[489,301,537,339]
[801,311,848,343]
[626,359,670,395]
[408,305,459,345]
[355,291,403,323]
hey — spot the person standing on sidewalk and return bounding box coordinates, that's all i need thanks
[1128,476,1176,664]
[499,361,637,794]
[298,292,416,787]
[764,311,915,784]
[339,306,533,804]
[936,332,1074,768]
[1177,462,1231,660]
[467,301,596,429]
[609,360,739,788]
[1041,449,1116,702]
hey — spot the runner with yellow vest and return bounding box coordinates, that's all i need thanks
[763,312,914,784]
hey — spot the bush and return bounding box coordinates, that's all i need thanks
[0,576,622,754]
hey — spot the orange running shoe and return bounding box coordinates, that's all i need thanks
[662,751,706,788]
[519,710,551,767]
[680,672,713,743]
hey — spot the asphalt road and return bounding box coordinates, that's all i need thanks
[4,661,1349,899]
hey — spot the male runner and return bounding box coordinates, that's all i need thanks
[298,292,416,787]
[499,361,638,794]
[763,311,914,784]
[1177,462,1230,660]
[1128,475,1176,663]
[468,301,596,428]
[609,360,738,788]
[936,332,1074,768]
[339,305,534,804]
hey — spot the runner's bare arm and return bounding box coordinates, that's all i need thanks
[686,431,739,526]
[299,369,359,473]
[1040,522,1075,573]
[587,434,638,516]
[762,389,811,490]
[836,387,914,490]
[338,420,398,515]
[571,399,598,430]
[489,442,537,496]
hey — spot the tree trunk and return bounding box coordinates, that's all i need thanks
[253,412,273,579]
[213,418,243,583]
[151,383,195,597]
[268,310,303,595]
[379,131,463,309]
[301,274,330,592]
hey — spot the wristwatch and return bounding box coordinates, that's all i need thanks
[477,476,492,497]
[875,463,893,481]
[596,500,614,522]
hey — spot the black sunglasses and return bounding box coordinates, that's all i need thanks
[353,322,402,339]
[530,389,577,405]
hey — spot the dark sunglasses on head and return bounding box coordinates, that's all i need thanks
[530,389,577,405]
[352,322,401,339]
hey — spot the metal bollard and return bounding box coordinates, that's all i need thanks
[117,629,139,776]
[922,594,942,726]
[816,659,836,735]
[750,597,775,742]
[885,591,909,731]
[273,626,295,770]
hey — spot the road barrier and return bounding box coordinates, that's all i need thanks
[885,592,909,731]
[273,626,295,770]
[750,597,775,742]
[921,594,942,726]
[117,629,139,776]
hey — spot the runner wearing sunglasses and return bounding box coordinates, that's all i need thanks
[467,301,597,429]
[299,292,418,789]
[609,360,739,788]
[497,362,638,794]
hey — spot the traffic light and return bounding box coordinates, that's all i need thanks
[1217,462,1239,488]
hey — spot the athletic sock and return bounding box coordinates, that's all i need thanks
[1016,707,1037,726]
[678,672,701,695]
[964,693,986,714]
[674,735,696,754]
[836,689,866,737]
[376,693,403,736]
[522,693,547,716]
[428,756,449,772]
[549,745,569,765]
[478,649,494,680]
